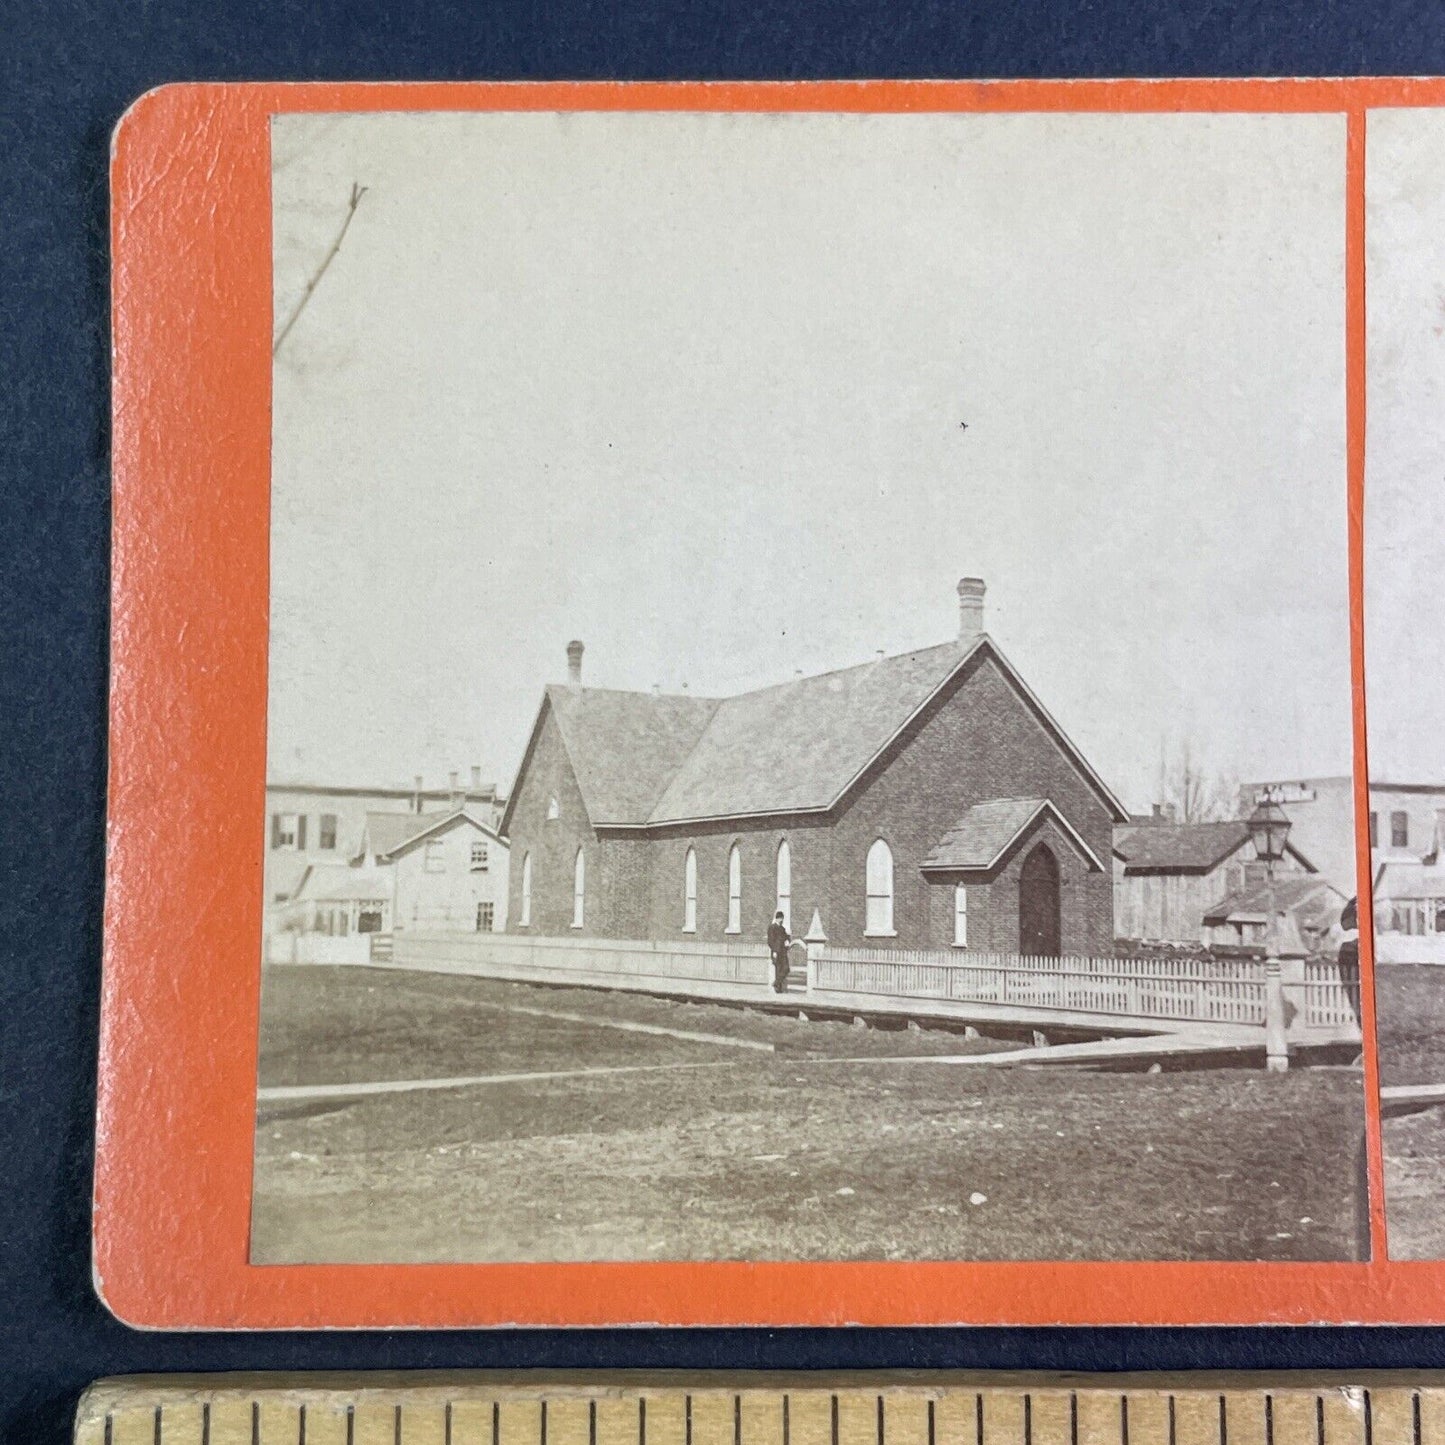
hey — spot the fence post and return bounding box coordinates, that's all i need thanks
[804,908,827,994]
[1264,955,1289,1072]
[1279,953,1307,1043]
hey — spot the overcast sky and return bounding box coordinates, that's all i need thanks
[268,109,1354,809]
[1366,110,1445,784]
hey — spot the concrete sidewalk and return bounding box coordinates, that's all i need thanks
[828,1027,1270,1070]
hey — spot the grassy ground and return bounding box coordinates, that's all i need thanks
[1375,964,1445,1088]
[255,967,1016,1087]
[250,964,1367,1264]
[1375,964,1445,1258]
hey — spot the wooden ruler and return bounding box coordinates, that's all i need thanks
[74,1376,1445,1445]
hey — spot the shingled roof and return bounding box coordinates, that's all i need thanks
[1374,856,1445,901]
[544,685,721,826]
[1201,875,1344,927]
[650,639,975,824]
[1113,820,1253,873]
[353,810,449,862]
[505,635,1127,833]
[1113,819,1318,875]
[921,797,1106,873]
[382,807,503,858]
[292,864,395,903]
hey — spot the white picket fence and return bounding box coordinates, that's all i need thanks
[389,930,772,992]
[369,930,1359,1041]
[816,945,1361,1038]
[1303,956,1364,1030]
[815,946,1265,1025]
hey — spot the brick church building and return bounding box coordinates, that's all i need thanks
[500,580,1127,956]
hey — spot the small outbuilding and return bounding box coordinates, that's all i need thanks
[1112,817,1316,945]
[1200,875,1346,957]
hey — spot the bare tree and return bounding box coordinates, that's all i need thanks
[1154,737,1239,822]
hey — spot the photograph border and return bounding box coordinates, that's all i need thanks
[98,76,1411,1327]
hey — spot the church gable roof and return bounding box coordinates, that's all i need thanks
[922,797,1107,873]
[648,639,971,824]
[543,684,721,826]
[506,635,1127,832]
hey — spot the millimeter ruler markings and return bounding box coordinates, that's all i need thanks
[75,1376,1445,1445]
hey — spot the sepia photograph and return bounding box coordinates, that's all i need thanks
[251,108,1365,1265]
[1364,106,1445,1260]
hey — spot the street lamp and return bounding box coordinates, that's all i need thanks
[1246,798,1293,870]
[1247,798,1293,1072]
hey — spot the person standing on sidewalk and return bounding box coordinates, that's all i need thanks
[767,911,792,994]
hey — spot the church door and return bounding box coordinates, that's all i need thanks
[1018,843,1062,958]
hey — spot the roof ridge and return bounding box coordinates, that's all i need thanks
[546,681,724,703]
[640,643,981,820]
[543,637,969,709]
[720,637,970,703]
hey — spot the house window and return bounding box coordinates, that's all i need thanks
[865,838,895,936]
[271,812,301,850]
[319,813,338,850]
[520,851,532,927]
[1369,811,1379,848]
[470,839,490,871]
[683,848,698,933]
[727,844,742,933]
[424,839,446,873]
[572,848,585,928]
[476,902,495,933]
[547,796,560,820]
[1392,811,1410,849]
[953,884,968,947]
[357,903,385,934]
[775,839,792,930]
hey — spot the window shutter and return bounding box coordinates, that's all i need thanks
[271,813,282,848]
[297,814,307,850]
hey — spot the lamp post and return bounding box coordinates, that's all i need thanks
[1247,798,1293,1072]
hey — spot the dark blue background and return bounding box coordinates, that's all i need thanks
[7,3,1445,1443]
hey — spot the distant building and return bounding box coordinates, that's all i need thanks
[1201,875,1347,958]
[263,770,503,914]
[386,810,510,935]
[501,579,1128,956]
[279,864,395,940]
[1112,817,1315,945]
[267,807,510,962]
[1238,775,1445,897]
[1373,849,1445,963]
[1374,856,1445,930]
[352,811,453,867]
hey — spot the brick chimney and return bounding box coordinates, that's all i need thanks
[448,770,465,810]
[957,577,986,640]
[471,765,482,791]
[566,640,584,688]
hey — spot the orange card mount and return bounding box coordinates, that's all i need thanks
[99,79,1445,1328]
